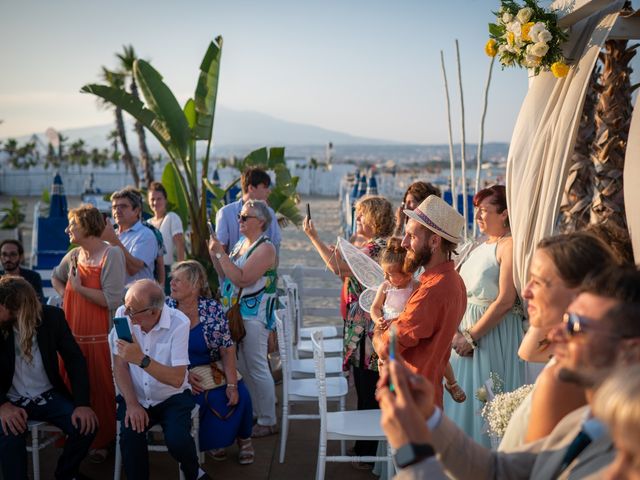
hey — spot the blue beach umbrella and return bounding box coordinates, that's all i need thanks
[49,173,68,218]
[357,174,368,199]
[366,173,378,196]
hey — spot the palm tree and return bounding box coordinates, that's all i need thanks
[558,67,599,233]
[589,39,637,228]
[99,67,140,186]
[117,45,153,187]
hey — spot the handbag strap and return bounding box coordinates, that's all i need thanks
[203,390,237,420]
[234,236,268,302]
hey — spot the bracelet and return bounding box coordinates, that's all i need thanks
[226,383,237,388]
[462,329,478,349]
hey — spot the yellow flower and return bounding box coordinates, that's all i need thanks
[506,31,515,46]
[551,61,569,78]
[521,22,535,42]
[485,39,498,57]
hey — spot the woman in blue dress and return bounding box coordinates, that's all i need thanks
[166,260,254,464]
[444,185,525,447]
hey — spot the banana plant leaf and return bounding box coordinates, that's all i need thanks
[161,163,190,230]
[194,37,223,141]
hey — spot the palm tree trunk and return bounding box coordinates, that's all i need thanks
[115,107,140,187]
[130,78,153,187]
[558,67,599,233]
[590,39,636,228]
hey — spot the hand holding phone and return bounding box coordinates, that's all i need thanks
[113,316,133,343]
[71,255,78,277]
[207,221,216,238]
[306,203,311,220]
[388,325,397,392]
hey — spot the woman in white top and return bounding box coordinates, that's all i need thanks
[147,181,185,294]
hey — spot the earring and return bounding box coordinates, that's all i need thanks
[503,219,509,228]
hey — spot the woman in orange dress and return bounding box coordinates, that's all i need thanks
[52,205,126,462]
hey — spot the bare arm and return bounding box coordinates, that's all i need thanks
[113,354,141,407]
[214,243,276,288]
[302,217,352,278]
[525,363,587,443]
[370,282,387,327]
[51,275,66,297]
[101,226,146,275]
[174,233,185,262]
[220,345,238,384]
[468,238,517,341]
[116,338,187,389]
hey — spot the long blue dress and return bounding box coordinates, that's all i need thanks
[444,241,525,447]
[166,297,253,450]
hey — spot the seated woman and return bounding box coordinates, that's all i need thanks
[499,232,616,450]
[209,199,278,438]
[166,260,254,464]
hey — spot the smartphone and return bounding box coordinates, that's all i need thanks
[207,221,216,238]
[113,316,133,343]
[389,325,397,392]
[71,255,78,277]
[306,203,311,220]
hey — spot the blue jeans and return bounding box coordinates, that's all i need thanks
[117,390,198,480]
[0,389,96,480]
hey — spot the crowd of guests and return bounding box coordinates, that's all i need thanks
[1,168,639,480]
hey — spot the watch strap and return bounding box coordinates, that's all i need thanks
[393,443,435,469]
[139,355,151,369]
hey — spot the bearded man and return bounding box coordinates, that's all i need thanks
[373,195,467,407]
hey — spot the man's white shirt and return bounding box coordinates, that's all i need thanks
[109,304,190,408]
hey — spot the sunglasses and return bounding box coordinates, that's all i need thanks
[237,214,258,222]
[562,312,620,339]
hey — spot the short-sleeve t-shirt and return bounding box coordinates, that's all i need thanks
[150,212,184,265]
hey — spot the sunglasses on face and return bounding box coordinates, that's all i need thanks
[562,312,619,339]
[237,214,258,222]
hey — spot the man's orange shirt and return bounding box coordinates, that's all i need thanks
[382,260,466,407]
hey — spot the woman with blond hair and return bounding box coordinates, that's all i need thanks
[304,194,394,464]
[52,204,125,462]
[166,260,254,464]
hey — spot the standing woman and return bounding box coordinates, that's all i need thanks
[166,261,254,464]
[444,185,525,447]
[209,199,279,438]
[304,195,394,462]
[147,181,185,295]
[393,181,440,237]
[51,204,126,461]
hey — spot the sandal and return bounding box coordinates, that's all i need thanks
[251,423,278,438]
[88,448,108,464]
[237,438,255,465]
[445,381,467,403]
[208,448,227,461]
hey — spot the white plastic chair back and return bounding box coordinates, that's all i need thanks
[311,330,328,430]
[275,311,291,397]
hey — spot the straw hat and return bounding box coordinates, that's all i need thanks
[404,195,464,244]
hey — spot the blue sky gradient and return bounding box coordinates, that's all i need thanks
[1,0,636,143]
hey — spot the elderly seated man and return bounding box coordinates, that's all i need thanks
[109,279,208,480]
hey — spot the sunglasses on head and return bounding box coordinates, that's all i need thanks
[562,312,619,339]
[237,214,258,222]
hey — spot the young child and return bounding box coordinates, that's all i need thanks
[370,238,466,403]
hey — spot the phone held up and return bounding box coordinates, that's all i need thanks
[306,203,311,220]
[207,221,216,239]
[113,316,133,343]
[388,325,397,393]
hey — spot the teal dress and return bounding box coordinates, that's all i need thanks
[444,241,525,448]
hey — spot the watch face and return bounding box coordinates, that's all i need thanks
[394,443,435,468]
[140,355,151,368]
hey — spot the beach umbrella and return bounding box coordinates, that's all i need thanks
[49,172,68,218]
[366,173,378,196]
[350,170,360,202]
[357,173,368,199]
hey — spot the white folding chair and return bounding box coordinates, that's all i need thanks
[311,331,394,480]
[113,405,202,480]
[275,312,348,463]
[278,295,344,378]
[25,420,64,480]
[282,275,339,340]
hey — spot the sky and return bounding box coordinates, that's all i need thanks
[0,0,638,144]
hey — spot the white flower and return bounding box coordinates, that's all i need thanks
[506,20,522,37]
[538,29,552,43]
[522,54,542,68]
[516,7,533,24]
[481,384,534,438]
[528,22,547,42]
[502,12,513,24]
[528,41,549,57]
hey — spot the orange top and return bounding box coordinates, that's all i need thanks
[382,260,466,408]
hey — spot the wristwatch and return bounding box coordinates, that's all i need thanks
[215,252,223,260]
[139,355,151,369]
[393,443,435,469]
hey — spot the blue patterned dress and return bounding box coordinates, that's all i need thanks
[166,297,253,449]
[444,241,525,447]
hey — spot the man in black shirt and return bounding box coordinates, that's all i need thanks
[0,239,44,303]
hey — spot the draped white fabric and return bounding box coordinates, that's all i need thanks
[624,92,640,264]
[506,4,624,293]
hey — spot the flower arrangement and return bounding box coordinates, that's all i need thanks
[486,0,569,77]
[481,384,535,438]
[475,372,504,403]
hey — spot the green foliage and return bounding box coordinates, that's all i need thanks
[0,198,25,229]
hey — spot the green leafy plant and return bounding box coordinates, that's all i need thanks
[0,198,25,229]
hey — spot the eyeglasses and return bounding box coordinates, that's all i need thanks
[237,214,258,222]
[0,252,19,258]
[562,312,619,339]
[124,305,154,318]
[112,203,132,211]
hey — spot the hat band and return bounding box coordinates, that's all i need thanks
[413,209,454,239]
